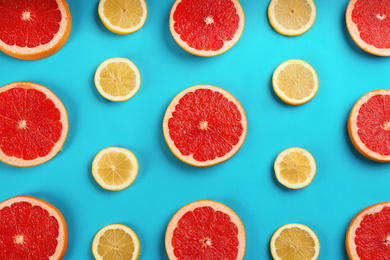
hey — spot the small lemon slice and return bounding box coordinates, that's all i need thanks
[270,223,320,260]
[98,0,147,35]
[92,147,139,191]
[95,57,141,102]
[268,0,316,36]
[274,147,316,189]
[273,59,318,105]
[92,224,140,260]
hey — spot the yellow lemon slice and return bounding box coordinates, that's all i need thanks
[95,57,141,102]
[270,223,320,260]
[92,147,139,191]
[273,59,318,105]
[98,0,147,35]
[268,0,316,36]
[274,147,316,189]
[92,224,140,260]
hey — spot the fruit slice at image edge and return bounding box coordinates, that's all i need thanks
[346,202,390,260]
[163,85,247,167]
[169,0,245,56]
[165,200,246,260]
[0,196,68,260]
[0,0,71,60]
[348,89,390,162]
[0,82,68,167]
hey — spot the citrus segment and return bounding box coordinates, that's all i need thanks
[0,196,68,260]
[163,85,247,167]
[165,200,246,260]
[98,0,147,35]
[169,0,245,56]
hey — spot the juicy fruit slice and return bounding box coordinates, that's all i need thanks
[0,196,68,260]
[95,57,141,102]
[346,0,390,56]
[0,0,71,60]
[92,224,140,260]
[0,82,68,167]
[98,0,147,35]
[169,0,245,57]
[274,147,316,189]
[270,223,320,260]
[163,85,247,167]
[348,89,390,162]
[268,0,316,36]
[92,147,139,191]
[273,59,318,105]
[165,200,246,260]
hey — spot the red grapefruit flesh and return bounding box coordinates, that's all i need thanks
[165,200,246,260]
[0,196,68,260]
[163,85,247,167]
[0,0,72,60]
[346,202,390,260]
[169,0,245,57]
[346,0,390,56]
[0,82,68,167]
[348,89,390,162]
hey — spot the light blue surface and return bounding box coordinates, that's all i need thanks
[2,0,390,259]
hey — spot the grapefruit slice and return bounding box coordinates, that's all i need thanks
[346,202,390,259]
[165,200,246,260]
[0,0,72,60]
[169,0,245,57]
[0,196,68,260]
[163,85,247,167]
[0,82,68,167]
[348,89,390,162]
[346,0,390,56]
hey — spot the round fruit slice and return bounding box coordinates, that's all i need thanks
[0,82,68,167]
[270,223,320,260]
[348,89,390,162]
[92,224,140,260]
[163,85,247,167]
[95,57,141,102]
[98,0,147,35]
[169,0,245,57]
[273,59,318,105]
[268,0,316,36]
[346,0,390,56]
[0,196,68,260]
[92,147,139,191]
[165,200,246,260]
[0,0,71,60]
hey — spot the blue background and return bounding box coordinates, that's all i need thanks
[1,0,390,259]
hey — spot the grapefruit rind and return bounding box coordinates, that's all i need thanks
[0,82,68,167]
[162,85,247,167]
[169,0,245,57]
[165,200,246,260]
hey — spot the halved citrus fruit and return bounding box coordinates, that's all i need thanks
[92,224,140,260]
[273,59,319,105]
[348,89,390,162]
[274,147,316,189]
[95,57,141,102]
[0,82,68,167]
[169,0,245,57]
[92,147,139,191]
[268,0,316,36]
[0,195,68,259]
[270,223,320,260]
[163,85,247,167]
[0,0,71,60]
[165,200,246,260]
[98,0,147,35]
[346,0,390,56]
